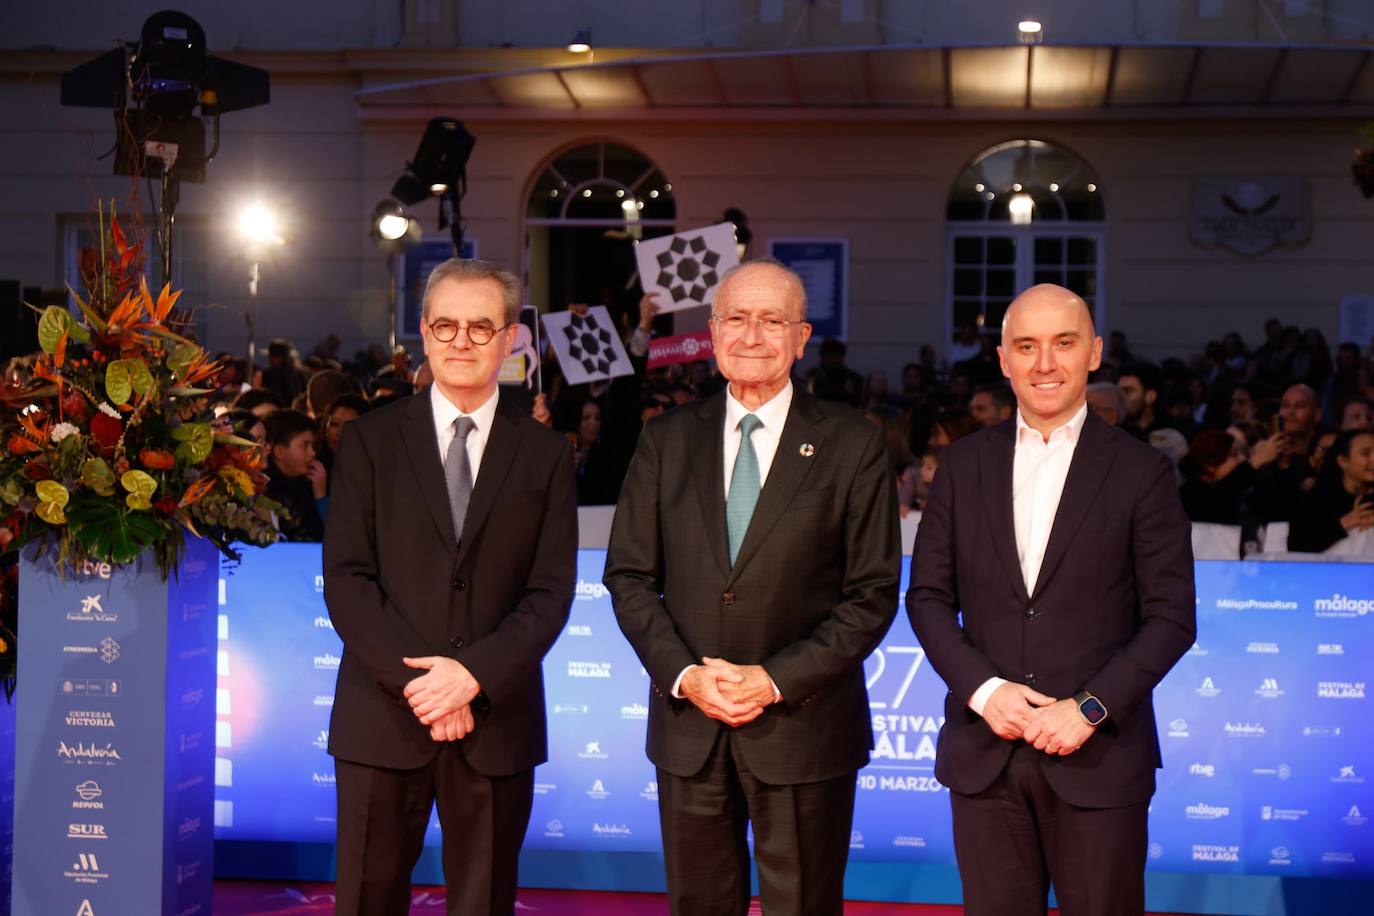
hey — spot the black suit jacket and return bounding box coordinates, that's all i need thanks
[324,393,577,775]
[604,390,901,785]
[907,412,1196,808]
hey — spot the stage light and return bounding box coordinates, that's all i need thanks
[1049,182,1060,192]
[235,202,283,246]
[389,117,476,206]
[60,11,270,286]
[975,183,985,192]
[1018,20,1043,44]
[568,29,592,53]
[1008,193,1034,225]
[1087,183,1098,193]
[621,199,636,211]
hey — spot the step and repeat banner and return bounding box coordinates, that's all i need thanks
[212,546,1372,879]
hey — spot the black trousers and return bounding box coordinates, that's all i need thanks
[657,730,857,916]
[950,743,1149,916]
[333,744,534,916]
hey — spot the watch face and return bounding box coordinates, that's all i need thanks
[1080,696,1108,724]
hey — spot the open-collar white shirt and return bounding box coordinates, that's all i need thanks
[968,400,1089,716]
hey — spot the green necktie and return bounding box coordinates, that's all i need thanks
[726,413,762,566]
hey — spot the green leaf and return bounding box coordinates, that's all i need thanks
[127,360,154,396]
[35,480,70,524]
[172,423,214,464]
[67,282,108,333]
[65,495,169,565]
[105,360,132,405]
[168,344,201,380]
[80,457,116,497]
[37,305,89,352]
[0,478,23,506]
[65,313,90,344]
[37,307,67,355]
[120,469,157,511]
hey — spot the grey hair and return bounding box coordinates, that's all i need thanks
[715,257,808,321]
[422,257,523,324]
[1086,381,1128,424]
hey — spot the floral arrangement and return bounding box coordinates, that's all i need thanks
[0,202,282,694]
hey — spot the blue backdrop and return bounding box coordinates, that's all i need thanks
[211,546,1373,912]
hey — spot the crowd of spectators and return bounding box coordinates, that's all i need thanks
[12,299,1368,556]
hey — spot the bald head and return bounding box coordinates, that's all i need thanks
[997,283,1103,435]
[1000,284,1095,347]
[716,258,808,322]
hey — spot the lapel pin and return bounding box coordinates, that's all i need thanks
[799,443,815,457]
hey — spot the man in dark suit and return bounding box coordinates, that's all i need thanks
[324,258,577,916]
[605,259,901,916]
[908,284,1196,916]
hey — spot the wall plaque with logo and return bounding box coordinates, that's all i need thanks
[1190,177,1311,256]
[12,540,218,916]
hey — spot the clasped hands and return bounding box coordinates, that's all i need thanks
[680,656,780,727]
[402,656,482,743]
[981,682,1096,756]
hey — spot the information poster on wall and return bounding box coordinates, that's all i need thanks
[769,238,849,341]
[397,236,479,341]
[1339,295,1374,349]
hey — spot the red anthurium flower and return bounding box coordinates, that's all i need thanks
[90,412,122,450]
[140,449,175,471]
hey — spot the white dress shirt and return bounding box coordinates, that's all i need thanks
[968,401,1089,716]
[671,382,794,701]
[431,383,500,481]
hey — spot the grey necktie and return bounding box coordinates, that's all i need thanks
[726,413,762,566]
[445,416,476,542]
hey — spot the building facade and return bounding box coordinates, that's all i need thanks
[2,1,1373,376]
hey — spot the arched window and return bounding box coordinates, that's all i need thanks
[946,140,1106,337]
[526,141,675,223]
[524,141,675,319]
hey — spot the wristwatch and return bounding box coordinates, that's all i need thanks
[1074,689,1108,726]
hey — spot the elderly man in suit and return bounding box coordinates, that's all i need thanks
[605,259,901,916]
[907,284,1196,916]
[324,258,577,916]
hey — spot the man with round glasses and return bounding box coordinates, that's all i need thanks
[606,258,900,915]
[324,257,577,915]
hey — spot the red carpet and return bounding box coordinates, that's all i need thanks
[213,880,1193,914]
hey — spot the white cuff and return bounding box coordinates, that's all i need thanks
[968,676,1008,717]
[769,676,782,704]
[670,665,696,699]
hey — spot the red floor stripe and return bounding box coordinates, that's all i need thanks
[213,880,1193,915]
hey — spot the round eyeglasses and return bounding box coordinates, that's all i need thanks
[426,319,510,346]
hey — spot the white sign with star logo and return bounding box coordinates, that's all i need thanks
[542,306,635,385]
[634,222,740,313]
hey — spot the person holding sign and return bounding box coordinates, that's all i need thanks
[605,258,900,915]
[324,258,577,916]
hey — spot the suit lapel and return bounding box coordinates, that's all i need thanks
[726,392,825,585]
[980,421,1030,606]
[399,394,458,556]
[1030,413,1117,602]
[454,401,520,569]
[689,393,731,579]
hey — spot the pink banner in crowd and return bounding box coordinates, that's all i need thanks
[647,332,714,369]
